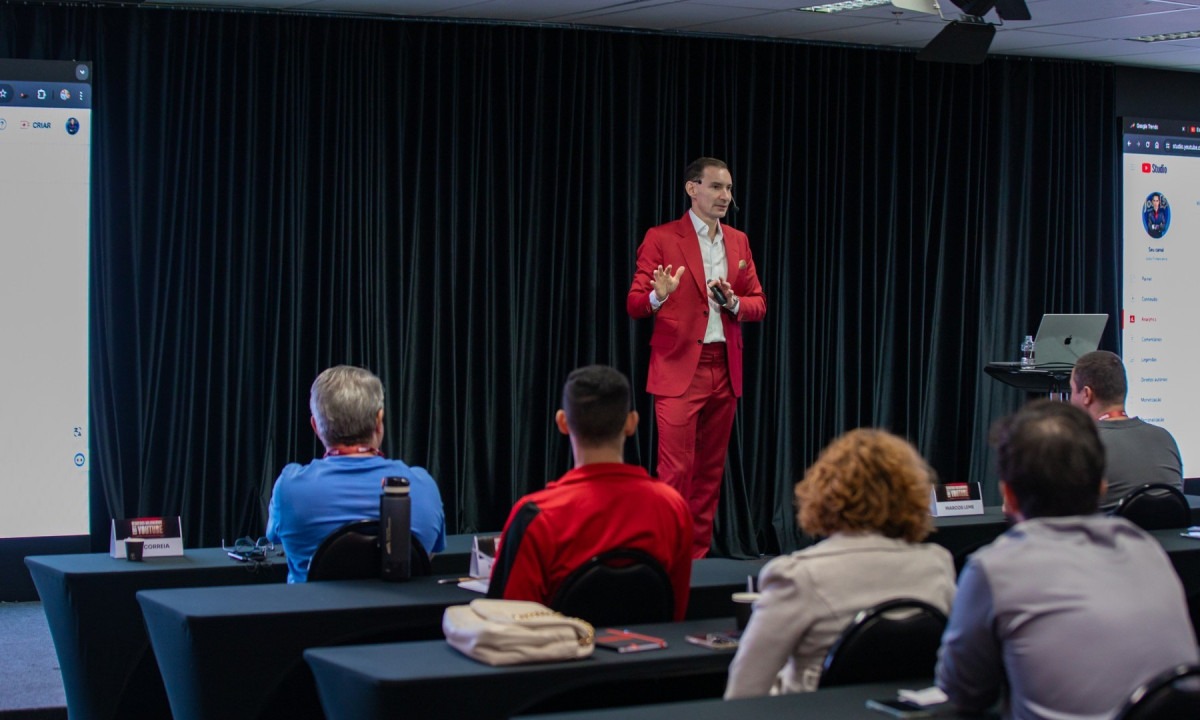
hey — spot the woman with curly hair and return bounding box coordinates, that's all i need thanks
[724,428,956,698]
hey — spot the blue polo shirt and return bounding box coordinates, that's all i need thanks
[266,456,446,583]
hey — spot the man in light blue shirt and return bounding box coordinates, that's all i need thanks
[266,365,446,582]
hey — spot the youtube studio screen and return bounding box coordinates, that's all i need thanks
[1122,117,1200,477]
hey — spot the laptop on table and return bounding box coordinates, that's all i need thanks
[1028,313,1108,368]
[988,313,1109,369]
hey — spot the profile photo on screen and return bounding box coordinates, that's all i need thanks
[1142,192,1170,239]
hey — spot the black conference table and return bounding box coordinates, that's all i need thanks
[137,557,770,720]
[926,497,1200,566]
[522,680,996,720]
[304,618,739,720]
[25,535,474,720]
[1152,528,1200,611]
[25,548,288,720]
[35,507,1193,720]
[300,530,1200,720]
[925,505,1008,559]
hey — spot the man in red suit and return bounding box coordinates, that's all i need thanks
[627,157,767,558]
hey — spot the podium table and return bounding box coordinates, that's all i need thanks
[984,363,1074,399]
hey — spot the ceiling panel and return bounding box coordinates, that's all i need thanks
[990,29,1128,51]
[798,19,944,46]
[1012,37,1188,60]
[475,0,680,21]
[289,0,482,14]
[568,2,774,31]
[1050,9,1200,40]
[1022,0,1200,26]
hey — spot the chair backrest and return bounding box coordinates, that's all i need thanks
[549,548,674,627]
[306,519,432,581]
[818,598,948,689]
[1114,664,1200,720]
[1113,483,1191,531]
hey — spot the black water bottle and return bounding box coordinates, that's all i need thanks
[380,476,411,581]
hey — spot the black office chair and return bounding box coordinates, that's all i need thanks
[818,598,948,689]
[306,519,431,581]
[952,537,997,577]
[1112,483,1191,531]
[549,548,674,627]
[1114,664,1200,720]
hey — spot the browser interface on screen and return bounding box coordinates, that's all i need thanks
[0,60,92,538]
[1121,116,1200,479]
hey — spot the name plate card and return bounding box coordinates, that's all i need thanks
[109,516,185,558]
[930,483,984,517]
[469,535,499,579]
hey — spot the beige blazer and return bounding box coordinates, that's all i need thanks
[725,532,956,698]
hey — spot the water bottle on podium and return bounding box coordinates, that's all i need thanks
[1020,335,1036,368]
[380,476,411,581]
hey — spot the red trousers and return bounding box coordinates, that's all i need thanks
[655,343,737,558]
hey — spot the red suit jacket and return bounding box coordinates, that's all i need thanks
[627,213,767,398]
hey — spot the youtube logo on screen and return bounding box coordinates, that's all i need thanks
[1143,162,1152,173]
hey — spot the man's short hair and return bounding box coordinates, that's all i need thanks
[1071,350,1127,405]
[562,365,632,446]
[683,157,729,186]
[310,365,384,446]
[990,399,1105,518]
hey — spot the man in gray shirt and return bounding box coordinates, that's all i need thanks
[936,400,1197,720]
[1069,350,1182,508]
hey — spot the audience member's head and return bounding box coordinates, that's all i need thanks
[1069,350,1127,413]
[990,399,1105,519]
[309,365,385,447]
[559,364,635,448]
[795,429,935,543]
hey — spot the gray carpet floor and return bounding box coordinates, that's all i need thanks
[0,602,67,719]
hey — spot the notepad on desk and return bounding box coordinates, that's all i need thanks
[594,628,668,653]
[458,579,490,594]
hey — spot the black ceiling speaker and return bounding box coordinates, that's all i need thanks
[915,0,1031,64]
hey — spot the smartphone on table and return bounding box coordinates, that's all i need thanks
[865,698,933,718]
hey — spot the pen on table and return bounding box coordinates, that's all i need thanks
[437,576,485,584]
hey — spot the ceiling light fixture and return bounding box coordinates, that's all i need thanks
[1130,30,1200,42]
[797,0,893,14]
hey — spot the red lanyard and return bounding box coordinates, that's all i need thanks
[1097,411,1129,421]
[324,446,383,458]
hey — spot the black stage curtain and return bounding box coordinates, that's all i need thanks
[1,4,1118,557]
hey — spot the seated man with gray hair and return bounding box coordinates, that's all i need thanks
[266,365,446,583]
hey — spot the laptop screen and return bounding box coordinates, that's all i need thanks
[1032,314,1109,367]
